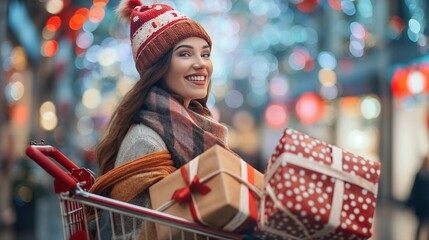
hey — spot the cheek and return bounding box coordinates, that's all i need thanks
[207,62,214,76]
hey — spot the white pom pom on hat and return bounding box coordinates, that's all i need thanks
[115,0,212,75]
[116,0,142,23]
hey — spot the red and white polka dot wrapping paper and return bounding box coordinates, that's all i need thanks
[255,128,381,240]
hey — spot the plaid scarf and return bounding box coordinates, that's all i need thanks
[136,86,230,168]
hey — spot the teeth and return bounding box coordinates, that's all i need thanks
[188,76,205,81]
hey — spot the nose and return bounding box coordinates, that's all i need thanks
[192,56,206,69]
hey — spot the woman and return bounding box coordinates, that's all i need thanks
[88,0,230,239]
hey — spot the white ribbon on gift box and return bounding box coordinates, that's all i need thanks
[259,146,378,239]
[157,156,263,232]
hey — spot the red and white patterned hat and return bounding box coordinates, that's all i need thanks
[117,0,212,75]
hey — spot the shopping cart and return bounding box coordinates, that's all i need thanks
[26,144,244,240]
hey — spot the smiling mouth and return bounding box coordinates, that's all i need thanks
[186,76,206,81]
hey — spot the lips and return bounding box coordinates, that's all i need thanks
[185,74,207,85]
[186,75,205,81]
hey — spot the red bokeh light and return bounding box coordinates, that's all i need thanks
[43,40,59,57]
[93,0,109,7]
[389,16,405,34]
[296,0,320,13]
[69,8,89,30]
[264,103,288,129]
[295,92,326,125]
[11,104,29,125]
[46,16,62,32]
[391,67,412,98]
[328,0,342,11]
[89,6,105,23]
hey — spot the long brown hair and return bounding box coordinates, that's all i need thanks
[96,49,212,175]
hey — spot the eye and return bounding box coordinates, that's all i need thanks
[202,52,211,58]
[179,52,191,57]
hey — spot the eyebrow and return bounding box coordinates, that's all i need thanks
[174,44,211,51]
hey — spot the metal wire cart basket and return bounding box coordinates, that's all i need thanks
[26,144,244,240]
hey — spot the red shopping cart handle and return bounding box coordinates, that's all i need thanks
[26,145,82,192]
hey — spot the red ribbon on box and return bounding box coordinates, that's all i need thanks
[171,166,211,223]
[172,167,211,205]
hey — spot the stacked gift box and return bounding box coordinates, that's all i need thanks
[149,128,381,240]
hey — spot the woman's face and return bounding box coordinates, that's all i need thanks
[164,37,213,108]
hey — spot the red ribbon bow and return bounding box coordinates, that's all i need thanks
[172,167,211,205]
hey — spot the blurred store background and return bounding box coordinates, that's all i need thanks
[0,0,428,239]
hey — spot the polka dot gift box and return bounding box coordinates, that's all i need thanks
[255,128,381,240]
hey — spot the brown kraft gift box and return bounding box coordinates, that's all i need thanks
[149,144,264,240]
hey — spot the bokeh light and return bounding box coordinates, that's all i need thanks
[318,69,337,87]
[269,76,289,100]
[46,0,64,14]
[12,104,29,125]
[89,6,105,23]
[5,81,25,102]
[82,88,101,109]
[264,102,288,129]
[317,51,337,70]
[42,40,59,57]
[295,92,326,125]
[46,16,61,32]
[39,101,58,131]
[69,8,89,30]
[407,70,426,94]
[224,90,244,109]
[361,95,381,120]
[296,0,320,13]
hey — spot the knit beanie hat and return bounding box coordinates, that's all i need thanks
[117,0,212,75]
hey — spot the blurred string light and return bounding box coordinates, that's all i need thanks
[268,76,290,101]
[318,68,337,86]
[70,8,89,31]
[41,40,59,57]
[82,88,101,109]
[317,51,337,70]
[328,0,342,11]
[46,16,61,32]
[404,0,427,45]
[318,67,340,99]
[388,16,405,39]
[264,102,288,129]
[357,0,373,19]
[349,22,368,58]
[341,0,356,16]
[407,69,426,94]
[249,0,281,17]
[24,0,427,137]
[76,32,94,49]
[391,64,429,98]
[295,92,326,125]
[5,72,25,102]
[294,0,320,13]
[288,47,314,72]
[319,84,339,100]
[89,5,105,23]
[224,90,244,109]
[11,47,27,71]
[340,96,361,117]
[45,0,64,14]
[5,81,24,102]
[360,95,381,120]
[346,129,367,149]
[39,101,58,131]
